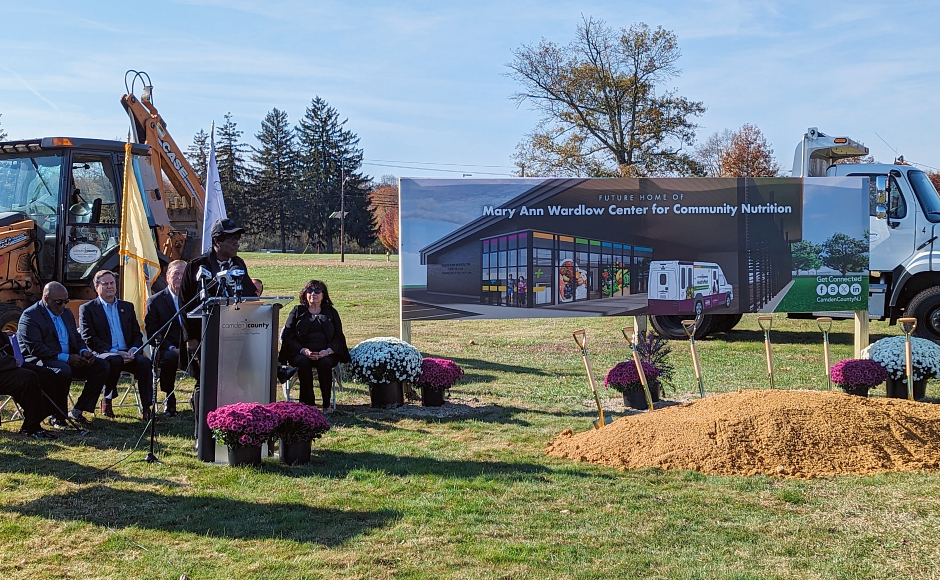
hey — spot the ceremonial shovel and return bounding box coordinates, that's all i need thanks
[757,316,775,389]
[622,327,655,412]
[899,317,918,400]
[682,320,706,398]
[817,317,833,390]
[572,330,611,429]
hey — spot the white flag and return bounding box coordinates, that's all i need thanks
[201,123,227,253]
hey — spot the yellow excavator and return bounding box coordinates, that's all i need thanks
[0,71,206,330]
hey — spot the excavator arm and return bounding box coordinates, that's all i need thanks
[121,71,206,260]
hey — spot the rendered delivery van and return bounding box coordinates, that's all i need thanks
[647,261,734,316]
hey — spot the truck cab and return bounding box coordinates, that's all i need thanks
[793,128,940,340]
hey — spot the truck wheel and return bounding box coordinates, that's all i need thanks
[906,287,940,341]
[0,305,22,334]
[649,314,714,340]
[711,314,743,333]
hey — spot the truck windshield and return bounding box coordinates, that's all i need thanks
[909,170,940,223]
[0,153,63,229]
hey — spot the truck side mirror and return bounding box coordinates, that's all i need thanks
[876,204,888,219]
[876,175,887,193]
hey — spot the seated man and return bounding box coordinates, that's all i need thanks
[0,332,71,431]
[0,348,54,439]
[79,270,154,421]
[145,260,187,416]
[17,281,110,426]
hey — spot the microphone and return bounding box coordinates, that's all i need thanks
[216,269,246,298]
[196,266,213,281]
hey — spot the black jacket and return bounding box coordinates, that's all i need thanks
[278,304,350,364]
[17,301,90,363]
[179,249,257,339]
[78,297,144,355]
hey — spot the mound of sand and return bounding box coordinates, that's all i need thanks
[547,390,940,478]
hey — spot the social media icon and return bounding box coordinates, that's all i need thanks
[817,284,828,296]
[828,284,839,296]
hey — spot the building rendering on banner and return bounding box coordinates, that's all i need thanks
[402,177,867,321]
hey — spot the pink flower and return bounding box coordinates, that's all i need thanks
[416,357,464,390]
[603,361,661,394]
[265,401,331,444]
[207,402,279,448]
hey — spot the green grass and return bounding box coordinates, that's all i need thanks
[2,252,940,579]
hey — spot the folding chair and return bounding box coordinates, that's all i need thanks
[113,371,143,414]
[278,364,344,410]
[0,395,24,423]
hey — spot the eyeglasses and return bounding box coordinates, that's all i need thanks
[51,299,70,306]
[306,288,323,295]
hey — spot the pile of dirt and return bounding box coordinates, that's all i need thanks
[547,390,940,478]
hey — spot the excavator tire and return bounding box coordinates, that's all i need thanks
[649,314,714,340]
[905,286,940,342]
[0,305,22,334]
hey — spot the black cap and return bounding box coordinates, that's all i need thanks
[210,218,245,239]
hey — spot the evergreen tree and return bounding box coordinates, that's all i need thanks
[295,97,374,254]
[250,108,298,252]
[215,113,251,230]
[186,129,209,186]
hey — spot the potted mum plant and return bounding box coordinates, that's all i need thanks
[604,361,661,410]
[206,402,279,467]
[415,357,464,407]
[348,337,423,408]
[830,359,887,397]
[266,401,331,465]
[869,335,940,399]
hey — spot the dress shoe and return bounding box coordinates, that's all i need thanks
[100,399,115,418]
[141,408,152,421]
[21,428,57,440]
[69,410,92,427]
[48,417,70,430]
[164,394,177,416]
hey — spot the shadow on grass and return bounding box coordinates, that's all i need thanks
[714,329,892,346]
[4,484,397,546]
[0,447,182,486]
[331,400,583,428]
[439,355,551,380]
[268,450,613,481]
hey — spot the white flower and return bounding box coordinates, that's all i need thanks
[347,337,423,384]
[869,336,940,381]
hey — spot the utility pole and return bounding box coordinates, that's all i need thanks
[340,167,345,263]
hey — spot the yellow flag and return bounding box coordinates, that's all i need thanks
[119,142,160,331]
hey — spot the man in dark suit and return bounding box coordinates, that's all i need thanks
[79,270,154,421]
[17,281,110,426]
[145,260,187,416]
[0,346,54,439]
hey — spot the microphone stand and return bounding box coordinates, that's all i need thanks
[134,279,223,464]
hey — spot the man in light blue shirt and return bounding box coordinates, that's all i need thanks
[79,271,154,421]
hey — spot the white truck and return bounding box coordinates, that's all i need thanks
[650,127,940,340]
[792,127,940,341]
[648,261,734,316]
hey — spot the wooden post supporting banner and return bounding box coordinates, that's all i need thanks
[633,315,648,336]
[853,310,869,359]
[401,319,412,344]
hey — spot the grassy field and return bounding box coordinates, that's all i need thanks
[2,252,940,579]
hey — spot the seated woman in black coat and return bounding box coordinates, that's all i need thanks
[279,279,350,410]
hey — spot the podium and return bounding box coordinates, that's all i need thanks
[191,296,292,462]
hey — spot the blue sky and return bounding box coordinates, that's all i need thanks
[3,1,939,179]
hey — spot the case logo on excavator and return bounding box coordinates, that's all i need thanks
[159,138,189,181]
[0,233,28,252]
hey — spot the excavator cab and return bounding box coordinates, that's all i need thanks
[0,137,157,325]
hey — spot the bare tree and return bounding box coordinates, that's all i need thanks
[507,17,705,177]
[693,129,732,177]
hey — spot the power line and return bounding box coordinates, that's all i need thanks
[364,162,514,176]
[364,158,515,169]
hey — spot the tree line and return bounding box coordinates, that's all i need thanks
[183,99,389,254]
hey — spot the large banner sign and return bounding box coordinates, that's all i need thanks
[401,177,869,321]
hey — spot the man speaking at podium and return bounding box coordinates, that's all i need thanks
[179,218,257,439]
